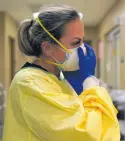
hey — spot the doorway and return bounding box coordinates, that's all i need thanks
[9,37,15,82]
[106,27,120,89]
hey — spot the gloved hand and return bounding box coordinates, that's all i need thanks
[78,43,96,81]
[63,43,96,95]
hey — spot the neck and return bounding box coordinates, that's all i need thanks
[33,58,60,77]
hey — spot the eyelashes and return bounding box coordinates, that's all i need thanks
[72,38,86,46]
[72,40,81,46]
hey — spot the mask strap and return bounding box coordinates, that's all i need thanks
[37,58,63,67]
[53,44,67,53]
[35,16,71,54]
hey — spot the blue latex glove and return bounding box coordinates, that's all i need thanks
[63,43,96,95]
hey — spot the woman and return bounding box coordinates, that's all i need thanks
[2,4,120,141]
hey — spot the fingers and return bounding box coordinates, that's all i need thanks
[77,47,86,60]
[84,42,95,57]
[77,44,96,68]
[77,47,88,69]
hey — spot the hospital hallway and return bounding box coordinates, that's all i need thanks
[0,0,125,140]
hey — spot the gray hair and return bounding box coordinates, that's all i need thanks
[18,4,81,57]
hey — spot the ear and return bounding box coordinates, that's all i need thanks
[41,41,52,56]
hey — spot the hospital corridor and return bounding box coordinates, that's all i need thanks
[0,0,125,140]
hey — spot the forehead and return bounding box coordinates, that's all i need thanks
[63,19,85,38]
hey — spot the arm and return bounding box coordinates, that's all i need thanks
[17,78,120,141]
[80,85,120,141]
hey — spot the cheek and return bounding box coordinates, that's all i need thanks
[53,48,66,62]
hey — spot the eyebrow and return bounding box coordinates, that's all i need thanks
[72,37,85,40]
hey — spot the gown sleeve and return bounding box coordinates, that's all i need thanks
[17,76,120,141]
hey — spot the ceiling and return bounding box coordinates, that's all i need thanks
[0,0,118,26]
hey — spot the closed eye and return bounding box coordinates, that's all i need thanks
[71,37,86,46]
[72,40,81,46]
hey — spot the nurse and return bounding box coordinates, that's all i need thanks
[2,4,120,141]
